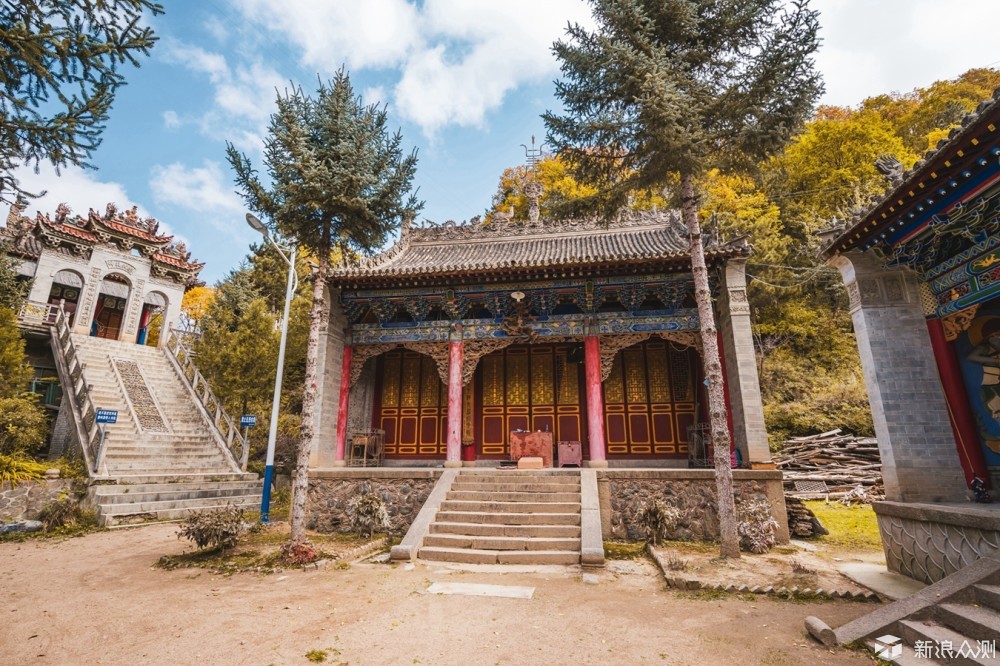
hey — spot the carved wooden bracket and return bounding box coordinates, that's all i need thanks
[461,338,516,386]
[942,305,980,342]
[402,341,451,385]
[350,343,398,387]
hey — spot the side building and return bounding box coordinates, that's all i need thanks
[821,88,1000,583]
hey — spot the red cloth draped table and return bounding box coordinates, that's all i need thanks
[509,431,553,468]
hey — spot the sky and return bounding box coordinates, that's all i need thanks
[5,0,999,284]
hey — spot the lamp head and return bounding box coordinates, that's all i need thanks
[245,213,268,236]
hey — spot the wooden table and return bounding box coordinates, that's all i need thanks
[509,431,553,468]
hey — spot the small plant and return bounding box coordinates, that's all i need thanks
[280,541,318,565]
[305,649,327,663]
[347,492,389,538]
[0,453,48,487]
[666,552,689,571]
[790,558,815,575]
[178,506,247,551]
[636,499,681,545]
[737,498,778,554]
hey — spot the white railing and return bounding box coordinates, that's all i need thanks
[17,300,58,327]
[164,329,249,470]
[49,306,108,474]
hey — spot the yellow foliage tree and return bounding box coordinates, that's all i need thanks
[180,286,215,333]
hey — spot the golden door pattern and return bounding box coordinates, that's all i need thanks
[602,340,698,457]
[377,350,447,457]
[478,344,583,456]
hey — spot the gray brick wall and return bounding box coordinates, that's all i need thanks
[831,252,966,502]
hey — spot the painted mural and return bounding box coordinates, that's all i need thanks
[957,302,1000,465]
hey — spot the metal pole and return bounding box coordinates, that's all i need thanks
[260,245,297,523]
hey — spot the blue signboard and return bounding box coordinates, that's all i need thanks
[96,409,118,424]
[240,414,257,428]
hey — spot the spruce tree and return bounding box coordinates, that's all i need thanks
[544,0,822,557]
[227,70,421,545]
[0,0,163,202]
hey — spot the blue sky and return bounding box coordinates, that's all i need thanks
[5,0,999,284]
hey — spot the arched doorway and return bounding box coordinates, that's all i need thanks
[137,291,168,346]
[47,269,84,325]
[90,273,131,340]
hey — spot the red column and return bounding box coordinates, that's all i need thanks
[584,334,607,466]
[446,339,463,467]
[334,344,352,465]
[927,317,989,487]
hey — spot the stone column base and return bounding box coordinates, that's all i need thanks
[585,460,609,469]
[444,460,463,468]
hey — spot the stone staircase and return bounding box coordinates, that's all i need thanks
[808,552,1000,664]
[71,335,261,526]
[418,470,583,565]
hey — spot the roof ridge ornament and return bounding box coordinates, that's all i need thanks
[521,135,545,227]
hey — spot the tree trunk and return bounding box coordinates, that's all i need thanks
[289,251,329,545]
[681,173,741,559]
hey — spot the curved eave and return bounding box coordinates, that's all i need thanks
[824,92,1000,257]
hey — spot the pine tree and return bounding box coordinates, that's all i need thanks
[227,70,421,545]
[0,1,163,203]
[544,0,822,557]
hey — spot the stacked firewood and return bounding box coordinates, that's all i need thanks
[785,496,829,538]
[775,429,883,501]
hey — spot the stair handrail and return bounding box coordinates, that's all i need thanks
[164,329,249,470]
[48,304,107,475]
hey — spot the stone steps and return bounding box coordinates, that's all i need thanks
[419,546,581,565]
[94,479,261,495]
[418,470,582,565]
[107,472,254,484]
[429,521,581,538]
[94,485,262,505]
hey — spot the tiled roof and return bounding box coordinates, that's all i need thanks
[152,251,204,271]
[37,215,99,243]
[331,209,747,284]
[97,217,173,244]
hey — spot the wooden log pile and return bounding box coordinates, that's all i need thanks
[785,496,829,538]
[775,429,883,501]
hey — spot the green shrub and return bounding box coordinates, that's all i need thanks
[0,453,48,487]
[0,393,50,456]
[347,493,389,538]
[636,499,681,545]
[178,506,247,551]
[37,493,97,532]
[737,498,778,554]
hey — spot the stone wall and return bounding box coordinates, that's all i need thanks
[875,501,1000,584]
[598,469,788,543]
[307,469,441,535]
[0,480,76,521]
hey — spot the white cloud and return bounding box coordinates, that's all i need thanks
[814,0,1000,107]
[150,161,244,217]
[1,163,183,242]
[229,0,593,136]
[231,0,421,70]
[163,110,180,129]
[162,39,284,149]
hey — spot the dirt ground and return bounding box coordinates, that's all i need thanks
[2,524,879,666]
[649,539,882,596]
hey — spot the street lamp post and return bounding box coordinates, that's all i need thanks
[246,213,298,523]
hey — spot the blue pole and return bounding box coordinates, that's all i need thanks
[260,464,274,523]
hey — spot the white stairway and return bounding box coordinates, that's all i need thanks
[72,335,261,526]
